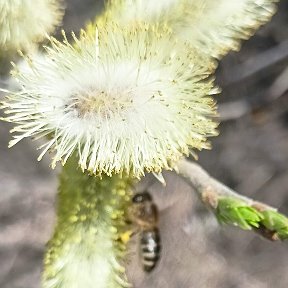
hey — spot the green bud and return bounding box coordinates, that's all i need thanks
[261,210,288,240]
[216,197,263,230]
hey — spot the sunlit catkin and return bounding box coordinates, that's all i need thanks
[43,156,133,288]
[0,0,62,51]
[100,0,279,59]
[2,23,218,178]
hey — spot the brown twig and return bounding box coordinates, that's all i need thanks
[177,159,272,207]
[176,159,284,241]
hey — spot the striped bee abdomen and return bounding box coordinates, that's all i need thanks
[140,228,161,272]
[130,192,161,272]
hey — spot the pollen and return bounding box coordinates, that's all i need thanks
[69,88,133,119]
[119,230,133,244]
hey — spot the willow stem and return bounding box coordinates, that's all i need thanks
[177,159,288,241]
[177,158,273,210]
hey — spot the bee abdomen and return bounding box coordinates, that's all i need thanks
[140,228,161,272]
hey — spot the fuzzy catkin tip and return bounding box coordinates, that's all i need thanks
[101,0,279,59]
[1,23,218,178]
[0,0,63,51]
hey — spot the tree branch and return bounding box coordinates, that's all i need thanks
[177,159,288,241]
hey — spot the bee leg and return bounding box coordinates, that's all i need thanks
[119,230,134,244]
[119,225,140,245]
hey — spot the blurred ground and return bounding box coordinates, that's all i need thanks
[1,0,288,287]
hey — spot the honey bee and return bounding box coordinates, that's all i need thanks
[129,192,161,272]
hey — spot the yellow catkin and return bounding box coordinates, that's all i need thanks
[0,0,63,51]
[98,0,279,59]
[43,155,134,288]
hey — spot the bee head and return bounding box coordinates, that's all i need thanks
[132,192,152,203]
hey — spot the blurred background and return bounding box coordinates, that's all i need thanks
[1,0,288,287]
